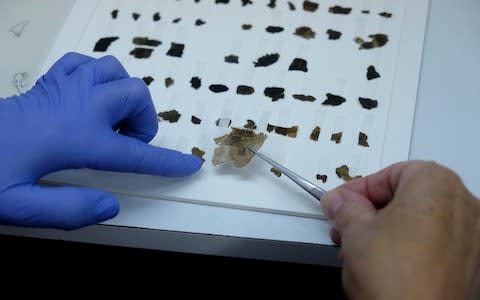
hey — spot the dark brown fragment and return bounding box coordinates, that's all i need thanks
[165,77,174,88]
[293,94,316,102]
[316,174,328,183]
[132,13,140,21]
[310,126,321,141]
[191,116,202,125]
[254,53,280,67]
[359,97,378,109]
[329,5,352,14]
[242,24,252,30]
[243,120,257,130]
[266,26,284,33]
[225,55,239,64]
[264,87,285,101]
[237,85,255,95]
[326,29,342,40]
[271,168,282,177]
[195,19,206,26]
[294,26,316,39]
[133,37,161,47]
[166,43,185,57]
[209,84,229,93]
[142,76,154,86]
[129,48,153,59]
[355,34,389,50]
[267,124,298,138]
[336,165,362,182]
[359,132,370,147]
[379,12,393,18]
[288,58,308,72]
[94,37,119,52]
[367,66,381,80]
[191,147,206,162]
[190,77,201,89]
[157,110,181,123]
[331,132,342,144]
[322,93,346,106]
[303,1,319,12]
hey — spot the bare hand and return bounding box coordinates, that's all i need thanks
[322,161,480,300]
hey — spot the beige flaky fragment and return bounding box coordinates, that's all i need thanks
[212,128,267,168]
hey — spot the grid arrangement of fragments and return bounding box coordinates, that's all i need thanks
[44,0,415,217]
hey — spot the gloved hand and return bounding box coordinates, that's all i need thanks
[0,52,202,230]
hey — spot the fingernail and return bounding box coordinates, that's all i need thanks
[321,190,344,219]
[95,196,120,222]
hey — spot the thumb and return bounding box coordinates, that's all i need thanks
[0,184,119,230]
[322,187,376,237]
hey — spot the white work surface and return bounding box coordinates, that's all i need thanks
[0,0,479,266]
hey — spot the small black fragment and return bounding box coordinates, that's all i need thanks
[254,53,280,67]
[111,9,118,19]
[153,12,160,21]
[267,0,277,8]
[165,77,174,88]
[293,94,316,102]
[329,5,352,14]
[367,66,381,80]
[288,2,296,10]
[191,116,202,125]
[209,84,229,93]
[166,43,185,57]
[190,77,201,89]
[266,26,284,33]
[195,19,206,26]
[322,93,346,106]
[326,29,342,40]
[288,58,308,72]
[379,12,393,18]
[362,10,370,14]
[264,87,285,101]
[93,37,119,52]
[225,55,239,64]
[142,76,154,86]
[132,13,140,21]
[242,24,252,30]
[129,48,154,59]
[133,37,161,47]
[242,0,253,6]
[358,97,378,109]
[172,17,182,23]
[215,0,229,3]
[236,85,255,95]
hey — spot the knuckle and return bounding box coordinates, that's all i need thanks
[102,55,121,68]
[128,77,150,97]
[61,51,81,61]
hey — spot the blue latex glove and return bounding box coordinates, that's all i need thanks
[0,52,202,230]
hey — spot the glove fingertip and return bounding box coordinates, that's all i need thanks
[95,195,120,222]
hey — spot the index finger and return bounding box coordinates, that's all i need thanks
[331,161,425,209]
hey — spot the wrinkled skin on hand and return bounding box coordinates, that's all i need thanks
[0,53,202,230]
[322,161,480,300]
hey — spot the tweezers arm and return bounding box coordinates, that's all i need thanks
[307,187,325,203]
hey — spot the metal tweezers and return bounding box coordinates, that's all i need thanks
[248,147,326,202]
